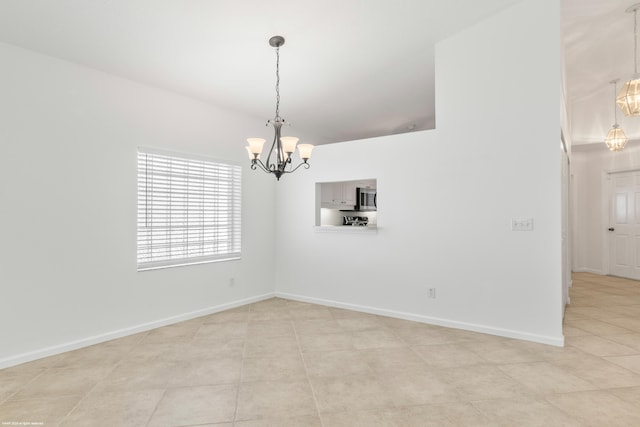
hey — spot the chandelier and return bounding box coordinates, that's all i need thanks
[606,79,629,152]
[617,3,640,116]
[246,36,314,180]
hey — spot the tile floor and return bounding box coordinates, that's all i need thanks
[1,272,640,426]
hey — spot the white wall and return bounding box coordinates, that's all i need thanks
[275,0,564,345]
[572,142,640,274]
[0,42,277,367]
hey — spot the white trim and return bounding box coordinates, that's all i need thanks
[0,293,274,370]
[276,292,565,347]
[314,226,378,233]
[602,170,611,275]
[137,146,241,167]
[572,268,604,275]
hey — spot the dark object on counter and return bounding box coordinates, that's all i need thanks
[343,216,369,226]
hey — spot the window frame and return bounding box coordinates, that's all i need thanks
[136,147,242,271]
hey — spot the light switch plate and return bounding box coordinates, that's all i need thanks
[511,218,534,231]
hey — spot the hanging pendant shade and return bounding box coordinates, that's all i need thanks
[618,4,640,116]
[605,125,629,152]
[617,77,640,116]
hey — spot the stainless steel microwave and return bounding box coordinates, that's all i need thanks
[356,187,377,211]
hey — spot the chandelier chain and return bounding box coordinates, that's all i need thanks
[614,80,618,124]
[275,45,280,119]
[635,8,638,75]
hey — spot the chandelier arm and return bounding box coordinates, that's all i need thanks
[265,136,277,171]
[281,161,311,175]
[251,159,271,173]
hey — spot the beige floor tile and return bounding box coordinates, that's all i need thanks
[384,403,496,427]
[11,366,113,399]
[51,341,131,369]
[609,386,640,404]
[195,322,248,340]
[567,318,634,336]
[562,325,591,337]
[147,385,237,426]
[0,357,56,377]
[235,415,322,427]
[293,319,343,335]
[566,335,638,357]
[129,338,244,362]
[553,355,640,389]
[245,335,300,358]
[604,354,640,375]
[546,390,640,427]
[298,332,355,353]
[498,361,594,394]
[92,360,181,392]
[443,365,532,401]
[169,356,242,386]
[247,319,295,338]
[515,340,589,362]
[472,396,583,426]
[361,347,430,374]
[60,389,164,427]
[236,380,317,420]
[392,325,464,346]
[310,374,395,413]
[602,317,640,333]
[5,274,640,426]
[321,409,397,427]
[249,309,293,321]
[606,333,640,351]
[0,395,81,425]
[379,370,461,406]
[241,355,307,382]
[303,350,372,378]
[413,343,485,369]
[466,339,540,364]
[336,316,383,331]
[288,306,333,320]
[0,373,40,403]
[351,329,405,350]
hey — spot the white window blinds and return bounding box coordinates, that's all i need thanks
[137,148,241,271]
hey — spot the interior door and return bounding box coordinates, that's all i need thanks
[609,172,640,280]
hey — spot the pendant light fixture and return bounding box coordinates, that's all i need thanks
[246,36,314,181]
[617,3,640,116]
[606,79,629,152]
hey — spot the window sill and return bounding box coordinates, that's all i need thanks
[314,225,378,233]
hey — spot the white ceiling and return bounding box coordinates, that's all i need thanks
[0,0,620,147]
[563,0,640,146]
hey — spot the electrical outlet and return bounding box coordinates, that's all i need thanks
[428,288,436,298]
[511,218,534,231]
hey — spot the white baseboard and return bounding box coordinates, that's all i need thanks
[0,292,274,370]
[276,291,565,347]
[572,268,604,275]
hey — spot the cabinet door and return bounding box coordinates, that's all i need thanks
[321,183,335,205]
[342,181,357,206]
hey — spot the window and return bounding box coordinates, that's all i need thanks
[137,148,241,270]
